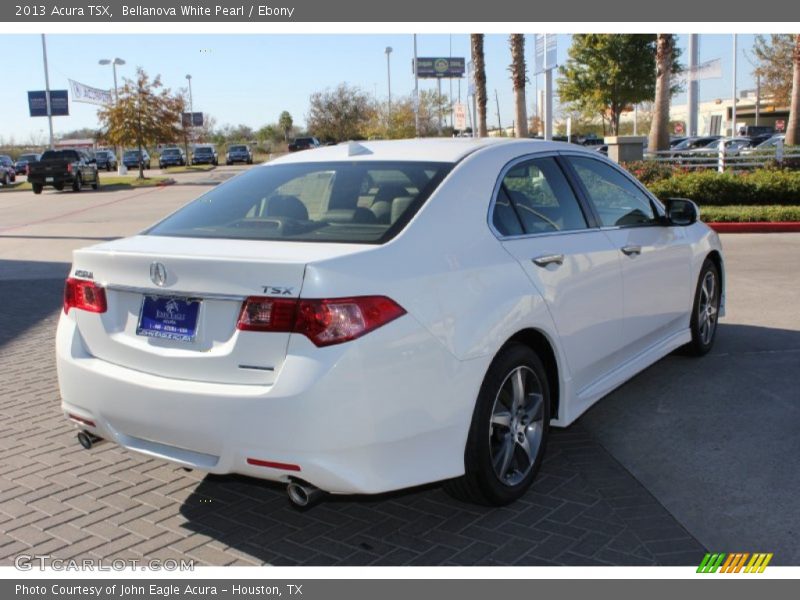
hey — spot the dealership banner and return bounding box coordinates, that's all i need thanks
[68,79,113,106]
[27,90,69,117]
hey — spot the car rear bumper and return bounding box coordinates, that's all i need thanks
[56,311,486,494]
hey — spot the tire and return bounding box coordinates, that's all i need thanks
[1,172,8,186]
[91,174,99,190]
[32,183,43,194]
[72,175,82,192]
[445,343,550,506]
[106,164,112,172]
[685,258,721,356]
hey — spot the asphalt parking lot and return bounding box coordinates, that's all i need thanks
[0,173,797,566]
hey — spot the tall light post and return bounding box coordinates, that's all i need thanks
[99,57,125,173]
[385,46,393,126]
[185,74,194,115]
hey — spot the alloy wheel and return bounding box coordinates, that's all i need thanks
[489,366,545,486]
[698,271,719,345]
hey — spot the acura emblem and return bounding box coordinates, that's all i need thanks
[150,262,167,287]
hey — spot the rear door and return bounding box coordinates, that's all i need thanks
[492,155,626,393]
[564,155,692,357]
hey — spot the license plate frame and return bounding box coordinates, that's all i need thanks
[136,295,201,342]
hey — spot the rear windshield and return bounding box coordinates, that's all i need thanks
[146,161,452,244]
[19,155,39,161]
[41,150,79,161]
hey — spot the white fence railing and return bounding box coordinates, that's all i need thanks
[643,139,800,172]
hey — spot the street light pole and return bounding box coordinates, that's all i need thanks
[41,34,54,150]
[186,74,194,115]
[385,46,393,127]
[99,57,126,174]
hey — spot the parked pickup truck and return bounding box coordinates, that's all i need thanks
[27,149,100,194]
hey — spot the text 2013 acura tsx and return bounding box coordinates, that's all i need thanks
[57,139,724,507]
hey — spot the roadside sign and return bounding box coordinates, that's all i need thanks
[413,57,465,79]
[454,103,467,130]
[775,119,785,133]
[27,90,69,117]
[674,122,685,134]
[533,34,557,74]
[182,112,204,127]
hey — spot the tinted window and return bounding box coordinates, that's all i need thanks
[41,150,79,161]
[162,148,181,155]
[229,146,247,151]
[569,157,658,228]
[146,161,451,244]
[492,157,587,236]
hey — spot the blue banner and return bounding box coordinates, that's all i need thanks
[27,90,69,117]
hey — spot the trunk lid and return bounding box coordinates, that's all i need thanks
[70,235,368,386]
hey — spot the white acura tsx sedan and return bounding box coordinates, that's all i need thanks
[57,138,724,506]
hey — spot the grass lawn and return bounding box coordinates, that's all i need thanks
[0,175,172,193]
[163,164,215,173]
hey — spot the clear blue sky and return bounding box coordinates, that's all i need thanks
[0,33,757,142]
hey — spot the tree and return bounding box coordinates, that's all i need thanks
[788,35,800,146]
[509,34,528,138]
[363,90,452,139]
[98,68,184,178]
[752,34,795,107]
[278,111,294,141]
[558,34,681,136]
[471,34,488,137]
[306,84,375,142]
[649,34,675,152]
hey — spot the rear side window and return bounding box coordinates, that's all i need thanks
[569,157,658,228]
[492,157,587,236]
[146,161,452,244]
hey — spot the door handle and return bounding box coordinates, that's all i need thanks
[532,254,564,267]
[621,245,642,257]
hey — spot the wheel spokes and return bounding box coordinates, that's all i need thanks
[492,433,515,479]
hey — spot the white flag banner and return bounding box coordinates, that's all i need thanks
[680,58,723,83]
[68,79,113,106]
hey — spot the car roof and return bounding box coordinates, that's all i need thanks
[269,138,592,165]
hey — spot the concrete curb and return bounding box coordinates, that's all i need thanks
[708,222,800,233]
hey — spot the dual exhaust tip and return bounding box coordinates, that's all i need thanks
[77,431,324,508]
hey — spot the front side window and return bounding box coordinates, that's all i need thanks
[147,161,451,244]
[492,157,587,236]
[569,157,658,228]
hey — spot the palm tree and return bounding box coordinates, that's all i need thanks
[649,34,675,152]
[279,111,294,142]
[471,34,488,137]
[787,34,800,146]
[510,34,528,138]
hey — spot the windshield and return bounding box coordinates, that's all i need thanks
[124,151,142,157]
[162,149,180,155]
[146,161,452,244]
[41,150,78,161]
[195,147,213,154]
[229,146,247,151]
[19,154,39,161]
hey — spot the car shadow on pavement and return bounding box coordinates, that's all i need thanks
[0,261,69,349]
[177,421,706,566]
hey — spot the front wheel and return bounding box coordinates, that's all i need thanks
[32,183,43,194]
[445,343,550,506]
[91,174,99,190]
[685,259,721,356]
[1,172,8,186]
[72,175,82,192]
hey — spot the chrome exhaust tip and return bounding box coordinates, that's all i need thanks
[77,431,103,450]
[286,480,325,508]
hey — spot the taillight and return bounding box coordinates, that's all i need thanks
[236,295,406,347]
[66,163,72,173]
[63,278,107,314]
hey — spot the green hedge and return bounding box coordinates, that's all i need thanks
[700,205,800,223]
[646,169,800,206]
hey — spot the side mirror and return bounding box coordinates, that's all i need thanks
[663,198,698,226]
